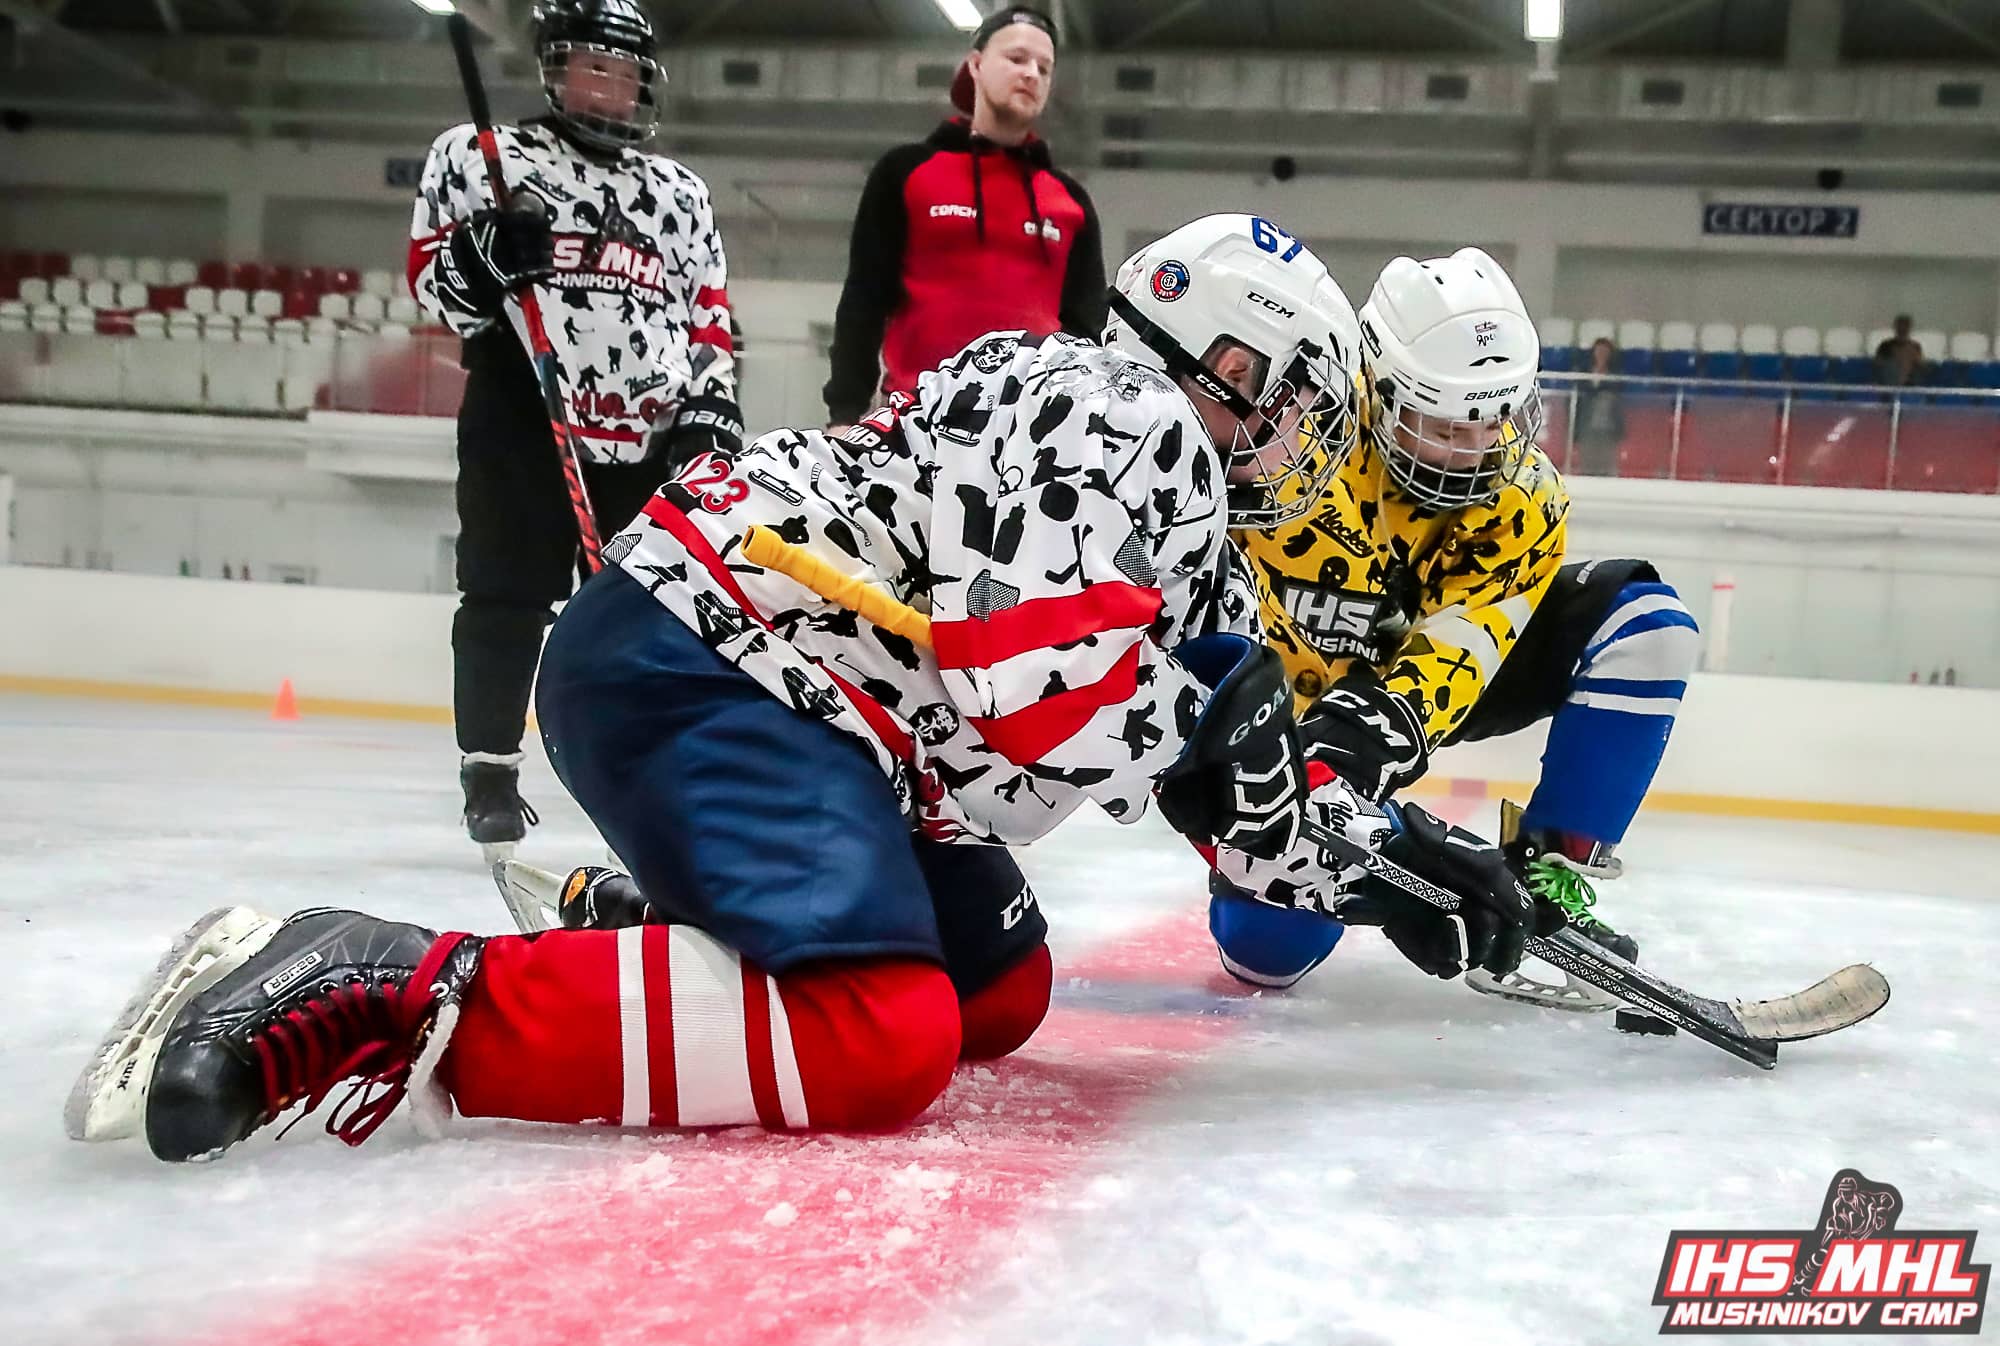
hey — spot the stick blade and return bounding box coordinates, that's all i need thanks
[492,858,563,934]
[1731,964,1891,1043]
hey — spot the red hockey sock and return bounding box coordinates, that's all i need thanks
[957,942,1053,1061]
[441,927,961,1132]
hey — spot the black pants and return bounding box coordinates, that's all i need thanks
[452,338,676,757]
[1445,557,1657,746]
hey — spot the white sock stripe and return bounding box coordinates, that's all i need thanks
[615,926,650,1127]
[765,974,811,1129]
[1566,689,1684,716]
[1584,592,1687,651]
[1583,623,1703,682]
[666,925,758,1126]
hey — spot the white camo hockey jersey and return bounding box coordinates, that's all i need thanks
[409,120,734,464]
[608,331,1259,845]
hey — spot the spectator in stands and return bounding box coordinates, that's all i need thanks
[1571,336,1625,476]
[822,5,1105,430]
[1874,314,1926,386]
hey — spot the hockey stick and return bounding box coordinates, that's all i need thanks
[446,13,604,574]
[1298,816,1889,1070]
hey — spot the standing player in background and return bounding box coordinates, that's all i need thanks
[410,0,743,860]
[821,4,1106,430]
[1213,248,1700,1009]
[67,217,1566,1164]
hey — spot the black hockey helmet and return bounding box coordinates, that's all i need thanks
[532,0,662,151]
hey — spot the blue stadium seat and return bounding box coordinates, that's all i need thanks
[1700,351,1743,380]
[1617,346,1655,377]
[1827,355,1875,390]
[1541,344,1574,372]
[1743,353,1784,383]
[1969,360,2000,389]
[1657,349,1697,380]
[1788,354,1828,383]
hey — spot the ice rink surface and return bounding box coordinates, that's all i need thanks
[3,693,1995,1346]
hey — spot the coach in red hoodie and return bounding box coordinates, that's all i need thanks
[822,5,1106,427]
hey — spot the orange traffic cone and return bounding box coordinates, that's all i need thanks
[271,678,300,721]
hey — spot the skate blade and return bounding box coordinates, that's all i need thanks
[492,858,562,934]
[1466,964,1619,1013]
[479,840,520,867]
[64,906,281,1143]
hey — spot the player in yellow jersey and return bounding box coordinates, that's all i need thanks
[1211,248,1701,1010]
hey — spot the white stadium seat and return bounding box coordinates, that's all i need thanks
[1913,329,1948,358]
[361,269,396,298]
[133,311,168,339]
[133,257,167,285]
[29,304,65,334]
[317,292,351,320]
[215,287,250,318]
[51,277,83,306]
[101,256,135,283]
[1823,327,1864,357]
[1697,322,1739,352]
[1576,318,1616,347]
[164,258,198,286]
[1739,324,1779,354]
[1539,316,1575,348]
[166,311,203,340]
[116,282,149,310]
[250,289,283,319]
[182,285,217,316]
[62,305,98,334]
[385,295,420,325]
[69,255,103,282]
[1949,331,1992,362]
[18,277,51,306]
[1864,327,1895,354]
[1657,321,1698,351]
[83,279,118,310]
[1616,319,1656,351]
[350,293,387,324]
[1780,326,1822,356]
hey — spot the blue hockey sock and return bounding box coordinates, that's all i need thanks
[1521,581,1700,847]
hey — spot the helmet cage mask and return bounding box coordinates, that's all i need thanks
[1369,376,1540,509]
[1107,288,1356,529]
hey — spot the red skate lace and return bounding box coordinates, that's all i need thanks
[253,979,418,1147]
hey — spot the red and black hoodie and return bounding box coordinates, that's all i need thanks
[822,116,1106,424]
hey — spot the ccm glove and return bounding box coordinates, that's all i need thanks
[1156,635,1306,861]
[1299,670,1429,802]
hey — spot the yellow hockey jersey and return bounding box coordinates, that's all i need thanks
[1236,435,1570,746]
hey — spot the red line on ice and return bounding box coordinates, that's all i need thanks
[211,906,1259,1346]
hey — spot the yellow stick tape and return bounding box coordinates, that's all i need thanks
[740,524,934,648]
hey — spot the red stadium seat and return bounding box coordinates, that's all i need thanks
[329,267,360,294]
[282,288,319,319]
[148,284,188,312]
[1891,406,2000,493]
[37,251,70,278]
[1675,393,1781,484]
[196,259,229,289]
[1785,403,1893,488]
[228,260,263,291]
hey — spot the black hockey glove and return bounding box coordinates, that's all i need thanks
[645,394,745,472]
[438,205,555,319]
[1338,802,1566,980]
[1299,670,1429,803]
[1156,634,1307,861]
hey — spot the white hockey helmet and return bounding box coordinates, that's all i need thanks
[1358,247,1542,509]
[1104,214,1362,529]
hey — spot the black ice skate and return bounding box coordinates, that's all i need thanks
[65,908,483,1162]
[461,753,539,865]
[1465,800,1639,1013]
[492,860,654,934]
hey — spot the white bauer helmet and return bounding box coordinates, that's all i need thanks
[1358,247,1543,509]
[1103,213,1362,529]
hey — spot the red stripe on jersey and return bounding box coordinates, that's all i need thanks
[689,322,733,350]
[572,425,646,443]
[966,641,1143,766]
[695,285,729,310]
[642,925,677,1126]
[406,227,452,298]
[638,495,914,764]
[740,962,787,1129]
[932,582,1163,671]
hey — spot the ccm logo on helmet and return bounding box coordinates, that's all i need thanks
[1465,384,1521,401]
[1151,260,1191,302]
[1246,290,1297,319]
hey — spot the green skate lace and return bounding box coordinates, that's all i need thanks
[1525,856,1606,926]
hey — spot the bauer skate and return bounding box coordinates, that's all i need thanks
[1465,800,1636,1013]
[66,907,482,1162]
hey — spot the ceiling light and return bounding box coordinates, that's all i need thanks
[934,0,986,33]
[1524,0,1563,42]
